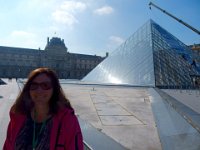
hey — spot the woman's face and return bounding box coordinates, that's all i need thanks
[29,73,53,106]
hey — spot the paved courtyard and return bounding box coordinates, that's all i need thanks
[0,79,200,150]
[62,84,162,150]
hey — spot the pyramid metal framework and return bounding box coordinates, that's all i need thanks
[82,20,200,88]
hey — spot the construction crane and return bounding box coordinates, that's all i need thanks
[149,2,200,35]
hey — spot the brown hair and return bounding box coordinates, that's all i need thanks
[12,67,72,114]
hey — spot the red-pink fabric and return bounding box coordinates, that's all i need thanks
[3,107,84,150]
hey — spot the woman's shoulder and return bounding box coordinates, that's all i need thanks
[53,106,79,128]
[8,109,27,126]
[56,105,76,119]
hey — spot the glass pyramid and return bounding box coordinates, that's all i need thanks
[82,20,200,88]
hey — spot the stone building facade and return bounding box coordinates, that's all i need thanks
[0,37,104,79]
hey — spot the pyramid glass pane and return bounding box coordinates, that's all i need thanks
[83,20,155,86]
[151,20,200,88]
[83,20,200,88]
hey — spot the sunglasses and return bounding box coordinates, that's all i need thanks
[30,82,52,90]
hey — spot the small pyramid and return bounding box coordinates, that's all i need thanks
[82,20,200,88]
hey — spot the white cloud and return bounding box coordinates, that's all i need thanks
[52,10,78,26]
[107,35,124,51]
[0,30,41,49]
[109,36,124,45]
[52,1,87,27]
[94,6,114,15]
[60,1,87,13]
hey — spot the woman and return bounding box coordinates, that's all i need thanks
[3,68,83,150]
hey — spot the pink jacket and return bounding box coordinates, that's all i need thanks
[3,107,84,150]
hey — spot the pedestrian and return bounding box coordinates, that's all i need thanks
[3,67,83,150]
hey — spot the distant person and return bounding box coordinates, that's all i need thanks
[3,67,83,150]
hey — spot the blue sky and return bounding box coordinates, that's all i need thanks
[0,0,199,56]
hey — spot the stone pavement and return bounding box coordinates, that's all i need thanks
[0,79,19,148]
[62,84,162,150]
[1,79,200,150]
